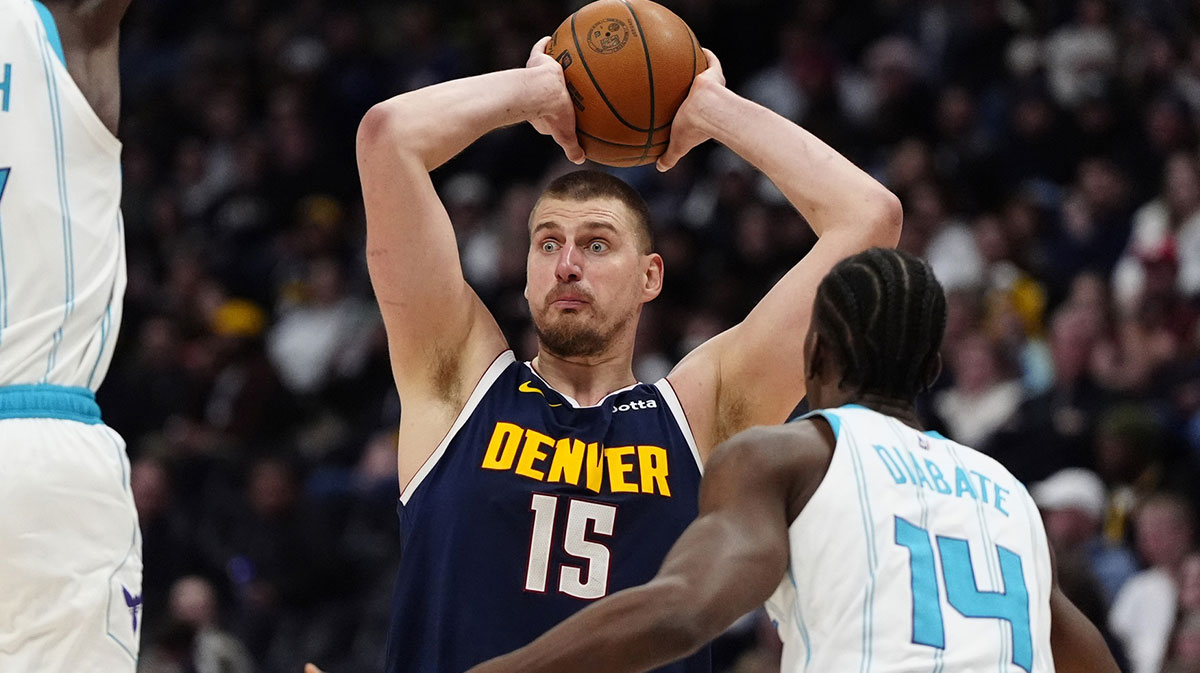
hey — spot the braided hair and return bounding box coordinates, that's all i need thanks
[812,248,947,400]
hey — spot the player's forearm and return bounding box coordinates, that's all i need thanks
[468,579,706,673]
[695,83,901,242]
[357,68,550,172]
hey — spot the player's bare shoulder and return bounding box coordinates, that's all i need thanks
[703,421,835,521]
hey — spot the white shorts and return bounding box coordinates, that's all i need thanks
[0,385,142,672]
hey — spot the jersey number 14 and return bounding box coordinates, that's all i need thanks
[895,516,1034,672]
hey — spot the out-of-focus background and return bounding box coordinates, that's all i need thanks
[113,1,1200,672]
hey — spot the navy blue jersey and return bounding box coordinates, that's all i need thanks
[385,351,708,673]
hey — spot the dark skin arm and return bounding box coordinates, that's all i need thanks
[1048,544,1121,673]
[465,421,835,673]
[42,0,132,134]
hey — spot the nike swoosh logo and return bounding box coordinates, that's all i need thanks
[519,381,562,407]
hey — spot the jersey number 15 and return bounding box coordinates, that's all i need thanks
[525,494,616,600]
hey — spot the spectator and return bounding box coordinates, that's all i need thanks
[267,257,380,399]
[140,575,256,673]
[1113,153,1200,314]
[131,457,200,646]
[1110,493,1197,673]
[934,332,1023,447]
[986,305,1113,483]
[1032,467,1138,603]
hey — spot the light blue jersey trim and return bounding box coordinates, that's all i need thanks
[846,431,878,673]
[36,30,75,380]
[0,384,102,424]
[786,567,814,670]
[32,1,66,67]
[838,404,946,439]
[796,408,842,439]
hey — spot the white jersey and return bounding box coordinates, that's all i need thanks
[0,0,125,390]
[765,405,1055,673]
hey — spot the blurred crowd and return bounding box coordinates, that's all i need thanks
[108,0,1200,672]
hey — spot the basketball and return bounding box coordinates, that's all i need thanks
[546,0,706,167]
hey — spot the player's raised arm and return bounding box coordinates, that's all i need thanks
[356,39,583,404]
[663,50,903,455]
[465,423,831,673]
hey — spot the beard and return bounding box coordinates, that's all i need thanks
[533,304,633,358]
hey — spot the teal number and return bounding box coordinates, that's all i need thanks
[0,168,9,203]
[894,517,1033,672]
[895,517,945,648]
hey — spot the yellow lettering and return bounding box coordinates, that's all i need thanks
[485,429,671,498]
[548,437,585,486]
[515,430,553,481]
[607,446,638,493]
[638,446,671,496]
[585,442,604,493]
[482,422,523,470]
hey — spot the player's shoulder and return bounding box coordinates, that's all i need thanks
[705,421,834,493]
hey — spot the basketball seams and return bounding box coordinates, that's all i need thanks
[577,128,669,149]
[619,0,656,164]
[569,7,653,134]
[557,0,698,164]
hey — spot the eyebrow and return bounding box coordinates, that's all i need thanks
[531,220,621,237]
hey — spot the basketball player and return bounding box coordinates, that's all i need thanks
[467,249,1121,673]
[354,38,901,673]
[0,0,140,670]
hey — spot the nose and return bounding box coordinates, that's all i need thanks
[555,243,582,283]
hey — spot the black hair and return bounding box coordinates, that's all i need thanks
[538,170,654,253]
[812,247,947,400]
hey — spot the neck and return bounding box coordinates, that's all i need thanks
[828,391,925,432]
[531,347,638,407]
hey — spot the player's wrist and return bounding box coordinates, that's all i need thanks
[518,63,566,123]
[686,80,736,142]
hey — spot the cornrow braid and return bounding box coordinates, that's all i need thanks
[812,248,947,400]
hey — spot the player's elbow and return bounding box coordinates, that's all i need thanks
[357,102,438,175]
[357,101,429,157]
[865,187,903,248]
[357,103,403,153]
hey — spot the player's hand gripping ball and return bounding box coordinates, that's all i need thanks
[546,0,706,167]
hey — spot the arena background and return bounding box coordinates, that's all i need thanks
[111,1,1200,671]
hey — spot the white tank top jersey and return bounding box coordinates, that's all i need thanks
[765,405,1055,673]
[0,0,125,390]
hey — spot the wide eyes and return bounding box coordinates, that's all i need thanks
[537,239,609,254]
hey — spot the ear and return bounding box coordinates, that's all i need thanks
[641,253,664,303]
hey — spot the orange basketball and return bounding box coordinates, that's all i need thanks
[546,0,706,167]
